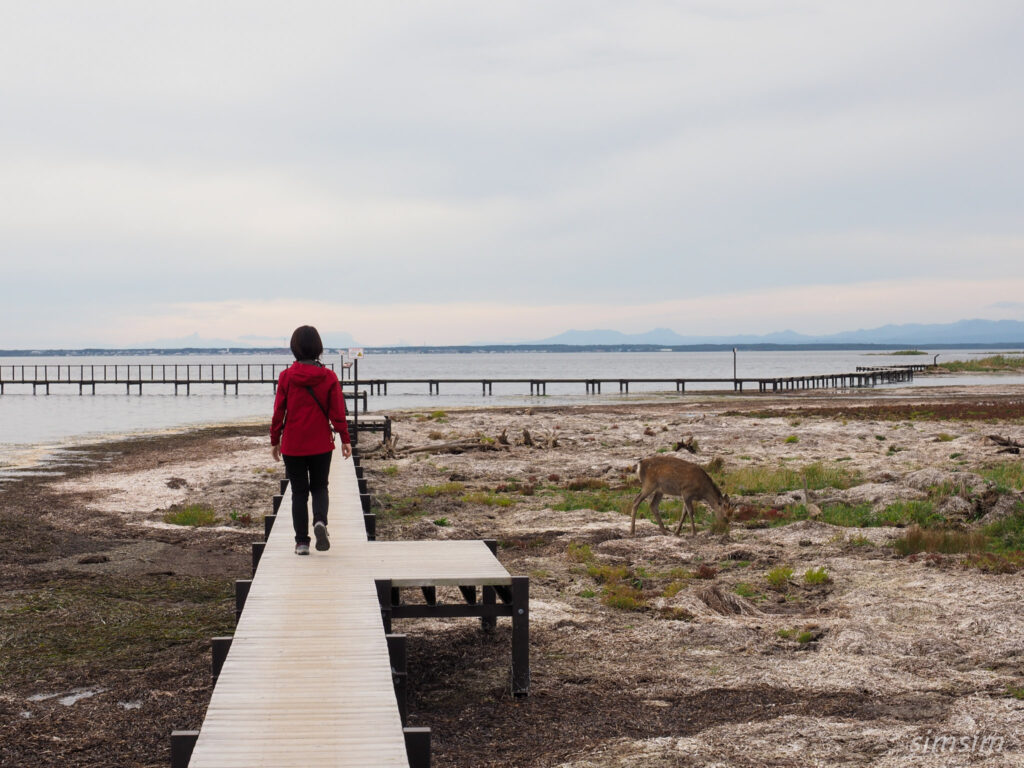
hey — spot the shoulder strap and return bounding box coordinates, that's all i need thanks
[305,385,330,421]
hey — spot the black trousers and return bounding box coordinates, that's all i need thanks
[282,451,332,544]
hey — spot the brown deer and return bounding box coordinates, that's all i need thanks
[629,455,731,536]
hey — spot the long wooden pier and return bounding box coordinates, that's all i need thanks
[361,366,919,395]
[171,453,528,767]
[0,363,923,398]
[0,363,336,395]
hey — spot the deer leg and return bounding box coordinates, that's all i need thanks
[688,499,697,535]
[629,490,653,536]
[675,498,696,536]
[649,492,669,534]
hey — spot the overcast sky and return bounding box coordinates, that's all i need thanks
[2,1,1023,347]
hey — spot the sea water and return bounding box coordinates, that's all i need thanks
[0,349,1020,476]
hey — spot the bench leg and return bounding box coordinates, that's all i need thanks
[511,576,530,696]
[481,586,496,633]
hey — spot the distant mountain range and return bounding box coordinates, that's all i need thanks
[5,319,1024,355]
[534,319,1024,346]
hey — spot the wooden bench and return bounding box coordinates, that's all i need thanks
[172,453,528,767]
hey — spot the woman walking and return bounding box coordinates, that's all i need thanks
[270,325,352,555]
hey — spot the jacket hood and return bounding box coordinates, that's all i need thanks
[287,361,334,385]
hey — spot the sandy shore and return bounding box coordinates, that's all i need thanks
[2,386,1024,767]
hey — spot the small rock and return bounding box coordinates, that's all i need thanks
[77,554,110,564]
[935,495,973,521]
[798,539,813,547]
[978,494,1022,525]
[165,477,188,489]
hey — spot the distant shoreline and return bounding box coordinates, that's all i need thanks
[3,342,1024,357]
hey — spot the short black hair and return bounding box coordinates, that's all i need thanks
[290,325,324,360]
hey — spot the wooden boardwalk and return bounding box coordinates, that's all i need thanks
[174,456,526,767]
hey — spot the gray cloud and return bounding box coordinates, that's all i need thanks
[2,2,1024,345]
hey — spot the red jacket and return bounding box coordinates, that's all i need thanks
[270,362,351,455]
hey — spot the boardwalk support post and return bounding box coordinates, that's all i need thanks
[511,576,530,697]
[264,514,276,541]
[386,633,408,725]
[211,637,232,682]
[376,579,393,634]
[403,727,431,768]
[251,542,265,576]
[170,730,198,768]
[272,494,283,513]
[235,580,252,624]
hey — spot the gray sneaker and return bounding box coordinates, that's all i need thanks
[295,543,310,556]
[313,522,330,551]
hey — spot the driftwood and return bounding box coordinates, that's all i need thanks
[696,584,760,616]
[400,438,510,456]
[360,435,399,459]
[674,436,698,454]
[988,434,1023,454]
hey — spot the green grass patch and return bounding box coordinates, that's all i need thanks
[937,355,1024,372]
[601,583,647,611]
[662,581,687,598]
[784,435,799,444]
[765,566,794,589]
[552,487,639,513]
[163,503,218,527]
[375,493,425,519]
[983,507,1024,553]
[803,566,831,585]
[459,491,515,507]
[890,349,928,356]
[876,500,941,527]
[566,541,594,563]
[892,526,988,556]
[382,465,399,476]
[734,582,761,599]
[717,461,860,495]
[432,518,449,527]
[980,463,1024,492]
[414,482,464,497]
[587,563,629,584]
[579,588,597,599]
